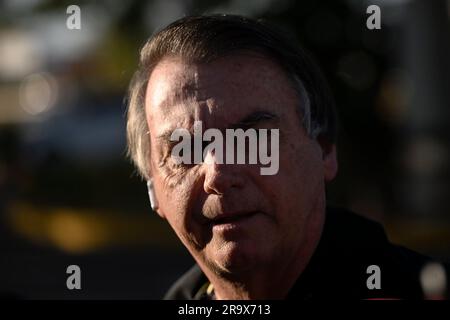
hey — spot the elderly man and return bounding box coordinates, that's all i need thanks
[126,14,446,300]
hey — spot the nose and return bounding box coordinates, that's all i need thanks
[202,150,245,195]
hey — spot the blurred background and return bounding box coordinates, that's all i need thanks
[0,0,449,299]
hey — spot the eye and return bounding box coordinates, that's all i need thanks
[167,139,195,167]
[202,141,212,155]
[172,140,215,166]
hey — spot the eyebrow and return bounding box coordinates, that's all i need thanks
[155,110,280,143]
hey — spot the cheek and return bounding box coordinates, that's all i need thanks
[155,169,207,247]
[160,180,191,222]
[274,141,324,210]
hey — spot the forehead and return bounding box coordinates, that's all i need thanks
[144,53,298,132]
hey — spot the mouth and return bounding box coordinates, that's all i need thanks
[210,211,260,226]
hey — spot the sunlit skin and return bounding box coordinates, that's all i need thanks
[145,53,338,299]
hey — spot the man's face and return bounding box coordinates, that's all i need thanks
[145,53,336,276]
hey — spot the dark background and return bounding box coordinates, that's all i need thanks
[0,0,449,299]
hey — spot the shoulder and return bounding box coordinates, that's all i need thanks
[163,264,207,300]
[322,207,444,299]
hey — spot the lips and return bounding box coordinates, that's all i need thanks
[210,211,259,225]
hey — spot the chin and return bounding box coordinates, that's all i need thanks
[209,240,265,275]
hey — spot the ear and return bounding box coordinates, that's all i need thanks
[147,179,165,219]
[317,137,338,182]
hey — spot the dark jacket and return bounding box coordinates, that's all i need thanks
[164,207,448,299]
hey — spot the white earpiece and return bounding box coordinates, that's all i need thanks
[147,179,159,211]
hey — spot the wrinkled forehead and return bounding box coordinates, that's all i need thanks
[144,53,298,132]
